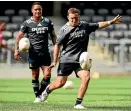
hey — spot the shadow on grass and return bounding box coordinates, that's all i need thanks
[0,90,131,97]
[87,106,131,111]
[53,92,131,97]
[1,100,131,111]
[0,90,31,94]
[88,98,131,102]
[0,85,29,88]
[90,87,131,90]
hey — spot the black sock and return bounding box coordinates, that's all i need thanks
[39,77,50,94]
[75,98,83,106]
[32,80,40,97]
[46,87,52,94]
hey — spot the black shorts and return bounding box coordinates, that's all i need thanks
[28,52,51,69]
[57,63,83,77]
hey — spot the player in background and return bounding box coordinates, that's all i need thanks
[0,21,5,47]
[14,2,57,103]
[0,21,14,51]
[41,8,122,109]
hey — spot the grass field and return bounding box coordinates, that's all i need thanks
[0,77,131,111]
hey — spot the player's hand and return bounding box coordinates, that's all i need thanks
[113,15,122,24]
[14,50,20,60]
[48,62,57,70]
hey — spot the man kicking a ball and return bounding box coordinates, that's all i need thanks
[41,8,122,109]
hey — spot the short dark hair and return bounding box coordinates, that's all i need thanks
[31,2,42,8]
[67,8,80,15]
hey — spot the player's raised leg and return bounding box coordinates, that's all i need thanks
[41,76,68,101]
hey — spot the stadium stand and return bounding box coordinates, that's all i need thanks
[112,8,123,15]
[13,31,19,39]
[18,9,29,16]
[11,16,25,24]
[124,31,131,39]
[4,9,15,16]
[114,24,128,31]
[92,16,104,22]
[98,8,109,17]
[5,23,19,32]
[83,9,95,16]
[0,16,10,23]
[80,16,91,22]
[2,31,12,40]
[129,46,131,62]
[122,16,131,23]
[126,9,131,15]
[110,31,123,40]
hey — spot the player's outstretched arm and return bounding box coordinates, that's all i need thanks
[98,15,122,29]
[14,31,24,60]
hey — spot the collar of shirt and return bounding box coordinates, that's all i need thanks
[31,16,44,22]
[66,22,81,27]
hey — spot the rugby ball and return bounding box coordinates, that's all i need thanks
[19,38,30,52]
[79,52,92,70]
[63,81,74,89]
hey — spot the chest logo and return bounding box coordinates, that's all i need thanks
[37,23,42,27]
[32,27,48,34]
[70,30,86,38]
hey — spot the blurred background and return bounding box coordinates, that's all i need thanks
[0,1,131,78]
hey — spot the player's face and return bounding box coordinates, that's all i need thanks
[68,13,79,27]
[32,5,42,18]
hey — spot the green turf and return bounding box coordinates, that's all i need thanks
[0,77,131,111]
